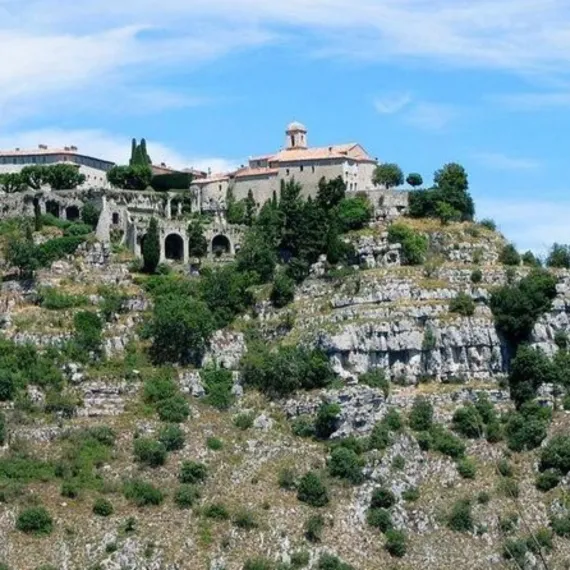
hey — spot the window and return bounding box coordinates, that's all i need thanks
[312,165,315,173]
[286,169,290,176]
[300,165,304,172]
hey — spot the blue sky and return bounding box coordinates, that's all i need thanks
[1,0,569,253]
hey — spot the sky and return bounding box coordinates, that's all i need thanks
[1,0,569,253]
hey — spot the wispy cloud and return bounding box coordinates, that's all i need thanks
[473,152,541,171]
[0,129,239,173]
[373,92,412,115]
[404,102,457,131]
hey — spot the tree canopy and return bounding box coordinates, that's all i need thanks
[373,163,404,189]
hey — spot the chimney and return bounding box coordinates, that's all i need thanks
[38,144,48,150]
[161,162,166,167]
[64,146,70,151]
[70,145,77,151]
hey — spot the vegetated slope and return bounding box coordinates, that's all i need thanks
[0,218,569,570]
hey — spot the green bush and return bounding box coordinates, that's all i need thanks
[234,413,255,431]
[179,461,208,484]
[503,539,528,566]
[158,424,185,451]
[16,506,53,535]
[92,497,114,517]
[243,558,274,570]
[452,404,484,438]
[316,553,356,570]
[292,416,316,438]
[429,425,466,458]
[73,311,103,357]
[278,467,297,490]
[497,478,520,499]
[371,488,396,509]
[402,487,420,502]
[368,422,391,451]
[297,472,329,507]
[203,502,230,520]
[505,410,548,452]
[387,224,428,266]
[327,447,364,484]
[470,269,483,284]
[38,288,88,310]
[304,514,324,543]
[384,529,407,558]
[358,369,389,396]
[527,528,554,553]
[133,438,167,467]
[546,243,570,269]
[447,499,473,532]
[497,458,514,477]
[540,435,570,474]
[60,479,80,498]
[156,395,190,423]
[336,195,372,232]
[499,244,521,266]
[457,457,477,479]
[174,485,200,509]
[314,403,341,440]
[449,293,475,316]
[233,508,258,530]
[270,273,295,308]
[123,479,164,506]
[202,368,235,411]
[367,508,393,532]
[409,397,433,431]
[551,514,570,537]
[143,371,190,423]
[206,437,223,451]
[290,551,310,568]
[535,470,561,492]
[383,408,403,431]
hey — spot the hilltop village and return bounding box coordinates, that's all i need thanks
[0,124,569,570]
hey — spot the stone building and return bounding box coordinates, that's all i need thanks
[0,145,115,188]
[193,122,379,211]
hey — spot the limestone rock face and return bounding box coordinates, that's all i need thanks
[202,330,246,370]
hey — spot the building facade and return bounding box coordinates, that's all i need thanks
[0,145,115,188]
[193,122,379,211]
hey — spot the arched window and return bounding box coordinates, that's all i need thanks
[165,234,184,261]
[212,235,231,257]
[66,206,80,221]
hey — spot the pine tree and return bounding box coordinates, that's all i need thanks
[143,218,160,274]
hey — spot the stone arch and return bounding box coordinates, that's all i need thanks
[212,234,231,257]
[46,200,60,218]
[66,205,80,221]
[165,233,184,261]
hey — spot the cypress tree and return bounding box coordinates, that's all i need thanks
[140,138,152,165]
[143,218,160,274]
[33,200,42,232]
[130,138,137,165]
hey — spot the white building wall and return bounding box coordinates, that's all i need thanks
[232,174,278,204]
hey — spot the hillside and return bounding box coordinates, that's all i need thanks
[0,207,569,570]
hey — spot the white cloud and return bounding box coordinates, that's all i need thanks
[0,129,239,174]
[373,93,412,115]
[477,197,570,254]
[472,152,541,171]
[404,102,457,131]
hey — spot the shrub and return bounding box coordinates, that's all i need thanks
[278,467,297,490]
[535,470,561,492]
[540,435,570,474]
[314,403,341,440]
[133,438,167,467]
[93,498,114,517]
[0,412,5,446]
[485,420,503,443]
[415,431,432,451]
[505,411,548,452]
[290,551,310,568]
[552,515,570,537]
[402,487,420,502]
[499,244,521,266]
[123,479,164,506]
[327,447,364,484]
[447,499,473,532]
[457,457,477,479]
[358,369,389,396]
[527,528,554,553]
[499,513,519,534]
[449,293,475,316]
[384,529,407,558]
[60,480,80,498]
[156,395,190,423]
[297,472,329,507]
[173,484,200,509]
[233,508,258,530]
[291,416,315,438]
[243,558,274,570]
[234,413,255,431]
[546,243,570,269]
[479,218,497,231]
[392,455,405,470]
[368,422,391,451]
[16,506,53,535]
[497,458,514,478]
[202,368,235,411]
[409,397,433,431]
[206,437,223,451]
[203,502,230,520]
[452,404,484,438]
[179,461,208,484]
[38,288,88,310]
[158,424,185,452]
[316,553,356,570]
[143,218,160,273]
[270,273,295,308]
[477,491,490,504]
[336,195,373,232]
[470,269,483,284]
[430,425,465,458]
[503,539,528,566]
[387,224,428,265]
[497,478,520,499]
[383,408,403,431]
[304,514,324,543]
[367,508,393,532]
[73,311,103,357]
[371,488,396,509]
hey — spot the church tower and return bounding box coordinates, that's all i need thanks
[285,121,308,150]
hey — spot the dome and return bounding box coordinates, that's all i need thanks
[286,121,307,133]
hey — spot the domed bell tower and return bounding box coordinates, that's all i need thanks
[285,121,308,150]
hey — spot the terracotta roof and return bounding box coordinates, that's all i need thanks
[234,167,279,179]
[0,146,115,165]
[268,143,376,163]
[193,173,230,184]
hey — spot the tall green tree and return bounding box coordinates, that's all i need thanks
[187,221,208,258]
[107,165,152,190]
[0,173,26,193]
[244,189,257,226]
[406,173,423,188]
[20,166,49,190]
[547,244,570,269]
[46,164,86,190]
[236,229,277,283]
[317,176,346,211]
[143,218,160,274]
[372,163,404,189]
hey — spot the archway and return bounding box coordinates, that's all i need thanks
[66,206,80,221]
[112,212,120,225]
[212,234,231,257]
[46,200,60,218]
[165,233,184,261]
